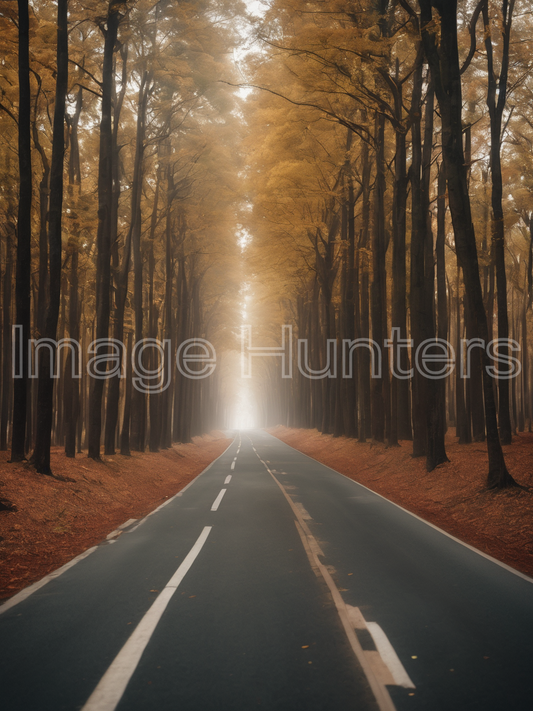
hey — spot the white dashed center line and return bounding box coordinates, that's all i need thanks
[224,475,232,484]
[211,489,227,511]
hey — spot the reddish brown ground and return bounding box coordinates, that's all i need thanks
[0,433,230,599]
[269,426,533,578]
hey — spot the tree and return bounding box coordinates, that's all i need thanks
[10,0,32,462]
[482,0,516,444]
[32,0,69,474]
[418,0,517,488]
[87,0,124,460]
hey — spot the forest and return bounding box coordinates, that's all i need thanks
[1,0,532,491]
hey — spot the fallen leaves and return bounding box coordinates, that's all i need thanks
[0,432,230,599]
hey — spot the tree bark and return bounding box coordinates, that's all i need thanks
[409,58,428,458]
[64,88,83,458]
[483,0,515,444]
[32,0,69,474]
[371,112,386,442]
[88,1,122,460]
[103,43,129,455]
[120,331,133,456]
[390,67,411,444]
[11,0,33,462]
[418,0,516,488]
[149,172,163,452]
[1,231,13,451]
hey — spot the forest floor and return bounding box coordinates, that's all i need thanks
[269,426,533,579]
[0,432,230,600]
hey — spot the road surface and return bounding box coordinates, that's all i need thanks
[1,430,532,710]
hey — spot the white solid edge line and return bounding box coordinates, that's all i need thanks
[224,475,232,484]
[81,527,212,711]
[0,546,98,615]
[365,622,415,689]
[1,436,237,613]
[211,489,227,511]
[265,431,533,585]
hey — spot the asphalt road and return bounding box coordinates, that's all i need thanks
[1,430,532,711]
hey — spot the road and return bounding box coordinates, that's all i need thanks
[1,430,532,711]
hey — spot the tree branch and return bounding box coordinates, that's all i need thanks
[460,0,487,75]
[68,59,103,88]
[0,102,18,126]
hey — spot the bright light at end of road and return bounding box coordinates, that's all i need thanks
[231,384,256,430]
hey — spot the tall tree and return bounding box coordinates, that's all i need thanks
[483,0,516,444]
[32,0,69,474]
[418,0,516,488]
[87,0,123,460]
[10,0,32,462]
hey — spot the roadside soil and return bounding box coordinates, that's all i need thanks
[269,426,533,578]
[0,432,230,599]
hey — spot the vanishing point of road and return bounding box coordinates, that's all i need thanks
[1,430,532,710]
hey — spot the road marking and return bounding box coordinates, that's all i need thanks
[230,461,235,470]
[344,606,415,688]
[346,604,367,629]
[106,519,138,540]
[81,528,211,711]
[365,650,396,687]
[211,489,227,511]
[272,433,533,585]
[129,436,238,531]
[366,622,415,688]
[247,436,396,711]
[0,546,98,615]
[291,520,396,711]
[1,438,239,615]
[224,475,232,484]
[294,502,312,520]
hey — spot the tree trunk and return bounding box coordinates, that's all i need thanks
[130,70,151,452]
[120,331,133,456]
[103,44,129,455]
[64,88,83,458]
[419,0,516,488]
[88,0,122,460]
[435,164,449,444]
[11,0,33,462]
[410,58,428,458]
[64,251,79,458]
[32,0,69,475]
[149,172,163,452]
[390,69,411,444]
[483,0,515,444]
[358,118,372,441]
[1,234,13,451]
[32,96,50,340]
[371,112,386,442]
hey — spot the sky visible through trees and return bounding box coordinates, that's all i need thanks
[0,1,532,489]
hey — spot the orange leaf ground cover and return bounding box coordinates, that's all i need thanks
[0,432,230,599]
[269,426,533,578]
